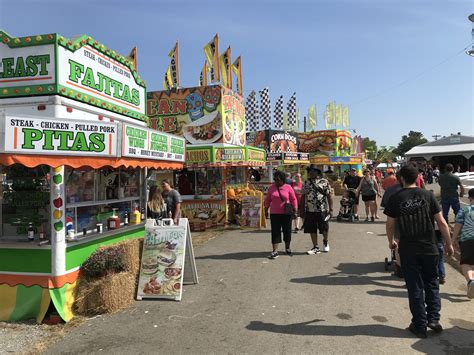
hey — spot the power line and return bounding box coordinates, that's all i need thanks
[348,45,470,108]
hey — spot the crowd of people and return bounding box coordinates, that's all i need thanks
[263,162,473,339]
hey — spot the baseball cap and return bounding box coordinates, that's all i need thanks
[306,164,322,174]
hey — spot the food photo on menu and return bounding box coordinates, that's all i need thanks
[139,230,184,298]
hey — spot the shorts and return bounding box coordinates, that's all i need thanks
[460,240,474,265]
[362,194,376,202]
[304,212,329,234]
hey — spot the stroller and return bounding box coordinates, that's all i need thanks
[336,189,358,223]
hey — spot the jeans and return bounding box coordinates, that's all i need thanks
[400,254,441,330]
[441,197,461,223]
[437,243,445,279]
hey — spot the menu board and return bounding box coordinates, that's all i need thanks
[240,195,263,228]
[137,218,197,301]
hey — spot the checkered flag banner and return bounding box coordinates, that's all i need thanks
[273,95,284,129]
[287,93,297,130]
[245,91,259,132]
[259,87,272,129]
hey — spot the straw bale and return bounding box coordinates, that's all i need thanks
[74,272,135,316]
[115,238,143,275]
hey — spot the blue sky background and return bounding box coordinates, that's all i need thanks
[1,0,472,147]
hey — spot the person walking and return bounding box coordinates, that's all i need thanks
[264,170,298,259]
[385,166,454,338]
[452,188,474,299]
[343,168,361,220]
[301,165,333,254]
[438,163,465,223]
[147,185,168,222]
[356,169,381,222]
[292,173,304,233]
[161,179,182,225]
[382,170,398,191]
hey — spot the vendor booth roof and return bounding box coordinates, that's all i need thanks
[405,135,474,160]
[0,154,184,170]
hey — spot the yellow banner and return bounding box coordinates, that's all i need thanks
[203,34,220,82]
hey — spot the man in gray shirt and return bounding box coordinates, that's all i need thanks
[438,163,464,223]
[161,179,182,225]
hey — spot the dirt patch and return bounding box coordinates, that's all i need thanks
[192,230,224,247]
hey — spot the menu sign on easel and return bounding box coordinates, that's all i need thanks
[240,195,263,228]
[137,218,197,301]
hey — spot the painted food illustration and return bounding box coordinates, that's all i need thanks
[183,110,222,144]
[224,115,234,143]
[299,135,335,155]
[142,256,159,275]
[156,249,177,267]
[143,276,162,294]
[164,267,182,279]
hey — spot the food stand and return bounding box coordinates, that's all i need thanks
[246,130,310,193]
[0,31,185,323]
[147,86,266,231]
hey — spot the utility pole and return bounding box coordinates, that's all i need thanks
[467,14,474,57]
[432,134,442,141]
[303,116,307,133]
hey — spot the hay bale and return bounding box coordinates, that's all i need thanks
[74,272,135,316]
[115,238,143,275]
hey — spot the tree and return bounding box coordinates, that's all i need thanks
[362,137,377,160]
[394,131,428,156]
[375,146,397,163]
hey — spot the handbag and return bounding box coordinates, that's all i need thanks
[277,186,294,215]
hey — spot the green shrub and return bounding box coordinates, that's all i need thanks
[81,245,126,280]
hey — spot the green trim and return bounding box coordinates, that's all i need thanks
[57,84,147,121]
[0,30,56,48]
[0,248,51,273]
[65,227,144,270]
[0,84,56,98]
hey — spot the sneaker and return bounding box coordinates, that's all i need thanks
[307,246,321,255]
[293,229,298,234]
[371,216,375,222]
[323,241,330,252]
[269,251,279,259]
[408,323,427,339]
[365,218,369,222]
[354,215,359,220]
[427,321,443,333]
[468,280,474,299]
[439,277,446,285]
[285,248,292,256]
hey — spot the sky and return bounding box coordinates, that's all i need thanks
[1,0,473,147]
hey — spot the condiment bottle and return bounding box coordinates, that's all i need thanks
[27,223,35,241]
[39,224,46,241]
[132,208,141,225]
[124,210,129,226]
[140,208,145,221]
[107,208,121,230]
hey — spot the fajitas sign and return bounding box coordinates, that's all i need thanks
[185,148,211,163]
[3,115,118,156]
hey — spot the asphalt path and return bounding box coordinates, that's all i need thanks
[47,203,474,354]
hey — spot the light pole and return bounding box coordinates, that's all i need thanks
[467,14,474,57]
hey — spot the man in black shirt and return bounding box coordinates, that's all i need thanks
[343,168,361,219]
[384,166,453,338]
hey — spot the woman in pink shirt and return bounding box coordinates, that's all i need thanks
[264,170,298,259]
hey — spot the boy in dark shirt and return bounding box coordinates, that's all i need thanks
[343,168,361,219]
[384,166,453,338]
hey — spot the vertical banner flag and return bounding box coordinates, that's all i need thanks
[259,87,272,129]
[325,102,335,128]
[219,47,232,89]
[335,104,342,127]
[203,34,220,83]
[283,112,289,130]
[287,93,297,130]
[245,91,259,132]
[308,104,316,130]
[342,105,349,127]
[163,68,172,90]
[128,47,137,70]
[273,95,284,129]
[168,41,180,88]
[324,109,331,129]
[232,56,243,95]
[199,61,208,86]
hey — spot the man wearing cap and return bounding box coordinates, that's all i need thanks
[302,165,334,254]
[343,168,361,219]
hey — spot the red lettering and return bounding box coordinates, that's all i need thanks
[162,116,177,133]
[172,100,186,114]
[158,99,171,115]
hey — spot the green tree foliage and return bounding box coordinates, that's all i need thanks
[362,137,377,160]
[394,131,428,156]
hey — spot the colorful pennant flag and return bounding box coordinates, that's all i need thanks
[273,95,284,129]
[219,46,232,89]
[163,67,172,90]
[232,56,242,95]
[308,105,316,130]
[325,102,335,127]
[127,47,137,70]
[199,61,208,86]
[343,105,349,127]
[335,104,342,127]
[203,34,220,82]
[168,41,180,88]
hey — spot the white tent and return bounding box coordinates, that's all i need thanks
[405,135,474,161]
